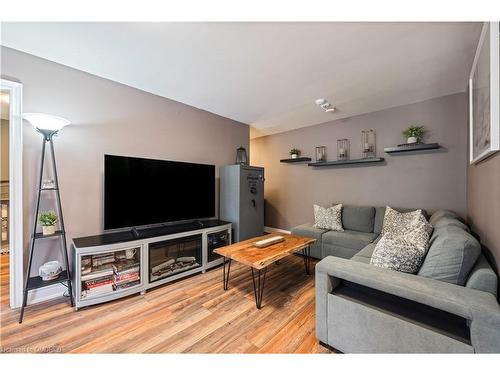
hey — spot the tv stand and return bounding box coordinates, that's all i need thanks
[71,220,231,310]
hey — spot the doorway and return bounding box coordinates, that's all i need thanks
[1,90,10,309]
[0,79,23,309]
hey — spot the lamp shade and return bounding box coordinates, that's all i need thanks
[23,113,71,132]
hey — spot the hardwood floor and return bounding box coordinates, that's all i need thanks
[0,253,330,353]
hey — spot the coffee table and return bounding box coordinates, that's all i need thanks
[214,233,316,309]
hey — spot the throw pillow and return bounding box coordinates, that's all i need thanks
[370,233,427,273]
[381,206,424,237]
[313,204,344,231]
[371,212,433,274]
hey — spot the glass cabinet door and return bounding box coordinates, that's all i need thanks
[149,234,202,283]
[207,230,230,262]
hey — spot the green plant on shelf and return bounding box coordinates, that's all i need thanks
[38,210,58,226]
[402,125,425,140]
[289,148,301,156]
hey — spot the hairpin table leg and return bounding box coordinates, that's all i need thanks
[303,246,311,275]
[223,257,232,290]
[251,267,267,309]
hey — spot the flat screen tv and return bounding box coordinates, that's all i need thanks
[104,155,215,230]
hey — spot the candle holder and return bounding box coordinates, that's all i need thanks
[337,139,350,161]
[362,130,376,158]
[315,146,326,162]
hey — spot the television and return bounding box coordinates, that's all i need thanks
[104,155,215,230]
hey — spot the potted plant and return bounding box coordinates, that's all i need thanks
[38,210,58,236]
[402,125,425,144]
[289,148,301,159]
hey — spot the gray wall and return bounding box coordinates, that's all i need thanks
[467,153,500,273]
[251,93,468,229]
[1,47,249,275]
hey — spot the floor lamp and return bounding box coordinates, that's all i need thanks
[19,113,74,323]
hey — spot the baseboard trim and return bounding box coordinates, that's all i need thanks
[264,226,291,234]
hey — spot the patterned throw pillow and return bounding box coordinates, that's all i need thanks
[370,233,426,273]
[313,204,344,231]
[371,209,433,274]
[381,206,424,237]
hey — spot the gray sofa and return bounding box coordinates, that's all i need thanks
[291,206,500,353]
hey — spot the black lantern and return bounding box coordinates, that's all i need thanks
[235,146,248,165]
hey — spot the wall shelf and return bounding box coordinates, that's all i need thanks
[384,143,440,154]
[308,157,385,167]
[280,157,312,163]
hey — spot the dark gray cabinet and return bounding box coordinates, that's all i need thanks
[219,165,264,242]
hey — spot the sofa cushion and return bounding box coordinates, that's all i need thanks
[290,223,327,259]
[374,207,428,234]
[351,243,376,264]
[418,226,481,285]
[340,205,375,233]
[432,216,470,233]
[314,204,344,231]
[322,230,378,250]
[465,255,498,296]
[322,243,360,259]
[429,209,460,226]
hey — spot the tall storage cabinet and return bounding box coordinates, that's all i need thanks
[219,165,264,242]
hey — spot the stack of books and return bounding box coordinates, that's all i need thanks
[81,265,114,298]
[113,259,140,291]
[92,253,115,267]
[80,253,117,298]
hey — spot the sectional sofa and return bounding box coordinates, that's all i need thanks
[291,205,500,353]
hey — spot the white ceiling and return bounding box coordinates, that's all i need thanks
[0,22,482,137]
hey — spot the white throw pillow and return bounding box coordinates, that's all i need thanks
[371,210,433,274]
[381,206,423,237]
[313,204,344,231]
[370,233,427,273]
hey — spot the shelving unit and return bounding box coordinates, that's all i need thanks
[308,157,385,167]
[26,270,70,291]
[280,157,312,163]
[384,143,440,154]
[19,135,73,323]
[34,230,64,239]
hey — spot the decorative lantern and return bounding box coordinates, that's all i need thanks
[315,146,327,162]
[337,139,350,161]
[235,146,248,165]
[362,130,376,158]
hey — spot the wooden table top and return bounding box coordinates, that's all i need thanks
[214,233,316,270]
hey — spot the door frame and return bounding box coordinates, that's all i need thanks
[1,78,23,308]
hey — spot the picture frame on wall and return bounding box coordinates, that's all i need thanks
[469,22,500,164]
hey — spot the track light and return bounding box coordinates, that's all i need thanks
[315,98,336,113]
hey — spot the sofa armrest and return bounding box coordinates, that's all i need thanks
[315,256,500,352]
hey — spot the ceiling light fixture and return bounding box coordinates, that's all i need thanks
[315,98,336,113]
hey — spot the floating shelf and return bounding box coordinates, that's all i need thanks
[26,270,70,291]
[384,143,440,154]
[280,157,312,163]
[308,157,385,167]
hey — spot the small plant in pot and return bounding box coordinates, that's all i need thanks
[402,125,425,144]
[38,210,58,236]
[289,148,301,159]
